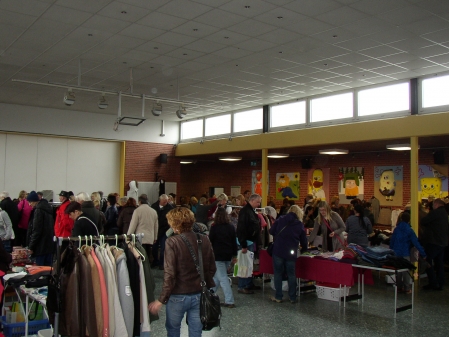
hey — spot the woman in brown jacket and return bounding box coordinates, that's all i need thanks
[117,197,137,235]
[148,207,216,337]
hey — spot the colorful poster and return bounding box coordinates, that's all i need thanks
[252,170,269,196]
[276,173,300,200]
[308,168,330,201]
[418,165,448,201]
[338,167,365,204]
[374,166,403,206]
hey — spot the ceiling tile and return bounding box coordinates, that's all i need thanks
[171,21,221,38]
[119,24,165,40]
[343,16,396,36]
[98,2,151,22]
[257,28,303,45]
[219,0,276,18]
[401,16,449,36]
[424,53,449,65]
[183,39,226,53]
[411,44,449,58]
[422,28,449,44]
[191,0,232,7]
[82,15,132,35]
[331,52,371,64]
[326,75,352,84]
[203,30,251,45]
[0,0,50,17]
[137,12,186,30]
[157,0,212,20]
[152,31,198,47]
[359,45,403,58]
[309,45,350,58]
[312,27,359,43]
[55,0,112,13]
[315,6,368,26]
[286,18,335,36]
[307,70,342,80]
[371,65,408,76]
[356,59,391,70]
[233,38,277,52]
[227,19,277,37]
[0,10,38,29]
[308,59,346,70]
[165,47,205,61]
[388,37,435,52]
[211,46,253,59]
[349,0,408,15]
[400,58,437,70]
[41,5,93,25]
[283,0,342,17]
[379,5,433,25]
[335,37,382,51]
[136,41,178,54]
[378,52,417,64]
[195,9,247,29]
[367,27,415,44]
[254,8,309,29]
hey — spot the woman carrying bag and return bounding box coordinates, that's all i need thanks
[269,205,308,304]
[308,201,346,252]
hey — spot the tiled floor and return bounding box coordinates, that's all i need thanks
[149,268,449,337]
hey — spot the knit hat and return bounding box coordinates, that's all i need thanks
[58,190,69,198]
[27,191,39,202]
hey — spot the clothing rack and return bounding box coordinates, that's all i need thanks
[51,233,144,337]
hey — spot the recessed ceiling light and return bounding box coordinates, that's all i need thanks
[180,159,195,164]
[245,5,250,8]
[123,61,127,64]
[150,66,154,69]
[267,153,289,158]
[277,16,283,19]
[386,144,420,151]
[121,10,127,14]
[319,149,349,155]
[88,33,93,36]
[279,51,283,54]
[219,156,242,161]
[193,28,198,31]
[154,47,158,50]
[323,63,328,66]
[183,53,187,55]
[235,64,239,66]
[224,36,229,39]
[333,35,338,38]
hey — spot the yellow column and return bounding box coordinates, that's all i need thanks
[410,136,419,234]
[261,148,268,207]
[120,141,126,196]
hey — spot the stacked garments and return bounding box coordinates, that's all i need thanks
[362,246,395,266]
[49,239,157,337]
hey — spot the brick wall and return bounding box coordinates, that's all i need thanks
[124,141,181,195]
[178,149,443,208]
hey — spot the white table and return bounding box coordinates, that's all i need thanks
[13,285,48,337]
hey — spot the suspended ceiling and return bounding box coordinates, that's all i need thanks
[1,0,449,121]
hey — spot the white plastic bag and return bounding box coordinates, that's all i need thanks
[234,250,254,278]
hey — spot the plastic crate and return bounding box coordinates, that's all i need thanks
[316,285,350,302]
[1,316,50,337]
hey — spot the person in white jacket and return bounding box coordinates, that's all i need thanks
[127,195,158,260]
[0,208,13,253]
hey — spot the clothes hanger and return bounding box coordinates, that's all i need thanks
[78,236,82,251]
[131,234,145,261]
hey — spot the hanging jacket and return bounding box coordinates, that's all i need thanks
[28,199,54,256]
[90,249,109,337]
[96,246,115,337]
[113,249,134,337]
[84,246,103,337]
[0,210,13,240]
[0,197,19,228]
[78,249,99,337]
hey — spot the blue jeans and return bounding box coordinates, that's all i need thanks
[213,261,234,304]
[425,243,445,288]
[2,240,11,253]
[166,293,202,337]
[273,254,297,301]
[35,254,53,266]
[238,244,254,290]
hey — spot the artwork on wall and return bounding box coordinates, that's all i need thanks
[230,186,241,197]
[252,170,269,195]
[276,172,300,200]
[338,167,365,204]
[308,168,330,201]
[374,166,403,206]
[418,165,448,200]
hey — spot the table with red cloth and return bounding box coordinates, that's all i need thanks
[259,249,374,287]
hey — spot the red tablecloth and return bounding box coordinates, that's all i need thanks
[259,249,373,286]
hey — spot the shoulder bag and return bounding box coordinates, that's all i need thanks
[267,220,291,257]
[180,233,221,331]
[323,218,346,249]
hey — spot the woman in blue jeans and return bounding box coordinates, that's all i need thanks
[209,207,238,308]
[148,207,216,337]
[269,205,308,303]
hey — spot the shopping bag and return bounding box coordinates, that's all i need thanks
[235,250,254,278]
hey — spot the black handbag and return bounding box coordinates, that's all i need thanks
[180,233,221,331]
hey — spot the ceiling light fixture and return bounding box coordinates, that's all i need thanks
[152,102,162,116]
[319,149,349,155]
[176,105,187,119]
[98,94,108,109]
[267,153,290,158]
[386,144,420,151]
[63,89,75,106]
[219,156,242,161]
[180,159,196,164]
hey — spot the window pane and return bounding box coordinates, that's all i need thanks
[234,109,263,133]
[271,101,306,128]
[205,114,231,136]
[358,83,409,116]
[422,75,449,108]
[181,120,203,140]
[310,92,353,123]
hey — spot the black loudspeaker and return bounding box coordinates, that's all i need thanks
[301,157,312,169]
[160,153,168,164]
[434,150,445,164]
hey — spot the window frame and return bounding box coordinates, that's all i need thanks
[308,89,355,127]
[269,99,307,132]
[204,112,232,139]
[232,107,264,136]
[419,71,449,114]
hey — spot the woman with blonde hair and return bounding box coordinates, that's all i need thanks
[148,207,216,336]
[308,201,346,252]
[268,204,308,303]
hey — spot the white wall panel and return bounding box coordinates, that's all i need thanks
[0,134,6,192]
[36,137,68,200]
[4,134,38,197]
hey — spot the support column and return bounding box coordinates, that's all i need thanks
[410,136,419,234]
[261,148,268,207]
[120,141,126,196]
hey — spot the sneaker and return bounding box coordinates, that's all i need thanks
[269,296,282,303]
[238,288,254,294]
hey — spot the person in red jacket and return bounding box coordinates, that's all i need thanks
[54,191,74,237]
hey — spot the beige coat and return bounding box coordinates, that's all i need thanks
[127,204,158,244]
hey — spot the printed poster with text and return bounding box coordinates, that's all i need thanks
[276,172,300,200]
[308,168,330,201]
[338,167,365,204]
[252,170,269,196]
[418,165,448,201]
[374,166,403,206]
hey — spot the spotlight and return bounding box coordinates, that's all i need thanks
[63,89,75,106]
[152,102,162,116]
[98,94,108,109]
[176,106,186,119]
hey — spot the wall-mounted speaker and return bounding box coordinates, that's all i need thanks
[160,153,168,164]
[434,150,445,164]
[301,157,312,169]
